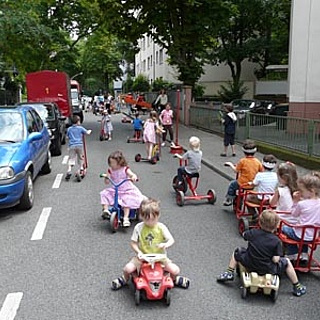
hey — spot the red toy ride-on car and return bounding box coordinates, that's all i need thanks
[132,254,174,306]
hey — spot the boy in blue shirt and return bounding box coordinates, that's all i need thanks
[65,115,92,182]
[132,112,143,139]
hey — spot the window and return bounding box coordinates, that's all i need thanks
[143,60,146,72]
[142,37,146,51]
[156,51,159,64]
[147,57,150,70]
[159,49,163,64]
[31,110,43,131]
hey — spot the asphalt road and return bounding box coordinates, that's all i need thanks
[0,111,319,320]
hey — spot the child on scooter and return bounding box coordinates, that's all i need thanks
[132,112,143,139]
[100,150,145,227]
[217,209,306,297]
[65,115,92,182]
[143,111,164,160]
[174,136,202,185]
[101,109,113,140]
[111,198,190,290]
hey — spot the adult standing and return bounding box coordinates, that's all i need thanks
[155,89,168,113]
[159,102,174,146]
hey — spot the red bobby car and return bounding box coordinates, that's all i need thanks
[133,254,174,306]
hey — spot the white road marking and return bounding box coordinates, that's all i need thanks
[0,292,23,320]
[62,155,69,164]
[52,173,63,189]
[31,207,52,241]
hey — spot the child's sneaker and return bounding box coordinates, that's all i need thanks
[65,172,72,181]
[175,276,190,289]
[75,173,81,182]
[217,271,234,282]
[101,209,111,220]
[223,198,233,206]
[123,218,131,227]
[111,276,127,290]
[293,284,306,297]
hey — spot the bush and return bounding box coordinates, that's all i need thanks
[218,80,248,103]
[152,77,175,92]
[132,74,150,93]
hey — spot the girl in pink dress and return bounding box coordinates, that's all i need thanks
[143,111,163,159]
[100,151,146,227]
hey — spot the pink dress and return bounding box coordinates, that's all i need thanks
[100,166,145,209]
[143,120,156,144]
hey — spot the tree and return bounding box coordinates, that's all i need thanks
[132,74,150,93]
[97,0,228,88]
[206,0,291,88]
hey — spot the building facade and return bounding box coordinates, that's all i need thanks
[289,0,320,119]
[135,35,257,98]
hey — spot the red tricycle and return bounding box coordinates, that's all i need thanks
[132,254,174,306]
[172,158,216,206]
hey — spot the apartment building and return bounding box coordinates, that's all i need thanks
[135,34,258,97]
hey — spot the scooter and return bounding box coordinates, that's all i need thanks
[132,254,174,306]
[99,174,138,232]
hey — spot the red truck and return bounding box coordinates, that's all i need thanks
[26,70,73,120]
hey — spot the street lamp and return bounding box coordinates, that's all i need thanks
[71,72,83,80]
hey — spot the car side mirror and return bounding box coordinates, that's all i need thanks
[29,132,42,141]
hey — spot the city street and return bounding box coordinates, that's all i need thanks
[0,112,319,320]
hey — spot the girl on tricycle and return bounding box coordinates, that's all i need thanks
[100,151,146,227]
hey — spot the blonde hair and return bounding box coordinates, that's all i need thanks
[139,198,160,220]
[277,162,298,196]
[298,171,320,196]
[189,136,200,151]
[259,210,279,232]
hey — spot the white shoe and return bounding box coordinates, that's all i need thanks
[300,252,308,261]
[286,254,298,261]
[161,142,166,147]
[123,218,131,227]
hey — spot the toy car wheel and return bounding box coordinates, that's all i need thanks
[135,289,141,306]
[238,218,250,236]
[109,212,119,232]
[150,156,157,165]
[127,137,130,143]
[176,191,185,207]
[270,289,278,302]
[241,286,247,299]
[99,135,104,141]
[164,289,171,306]
[172,175,179,191]
[207,189,217,204]
[135,154,142,162]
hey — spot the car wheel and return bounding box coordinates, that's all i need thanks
[18,171,34,210]
[52,137,62,156]
[41,150,52,174]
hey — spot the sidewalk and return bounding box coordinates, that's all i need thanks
[176,124,310,180]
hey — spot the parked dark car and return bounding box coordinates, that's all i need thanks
[269,103,289,116]
[231,99,264,119]
[17,102,66,156]
[0,105,51,210]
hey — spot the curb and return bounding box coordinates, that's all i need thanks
[180,144,234,182]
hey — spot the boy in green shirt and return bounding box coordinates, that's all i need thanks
[111,198,190,289]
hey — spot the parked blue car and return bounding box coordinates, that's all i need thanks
[0,105,51,210]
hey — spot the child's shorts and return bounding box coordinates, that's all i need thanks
[129,256,172,272]
[234,247,288,275]
[224,133,235,146]
[68,146,84,166]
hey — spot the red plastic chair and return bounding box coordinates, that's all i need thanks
[277,220,320,272]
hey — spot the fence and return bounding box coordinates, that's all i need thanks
[189,104,320,158]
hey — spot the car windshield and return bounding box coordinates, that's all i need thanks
[71,91,78,99]
[0,112,24,142]
[31,105,55,122]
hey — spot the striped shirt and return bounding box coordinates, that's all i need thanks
[253,171,278,199]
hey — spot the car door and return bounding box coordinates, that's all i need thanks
[27,110,47,175]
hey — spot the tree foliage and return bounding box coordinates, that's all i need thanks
[98,0,229,87]
[206,0,291,85]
